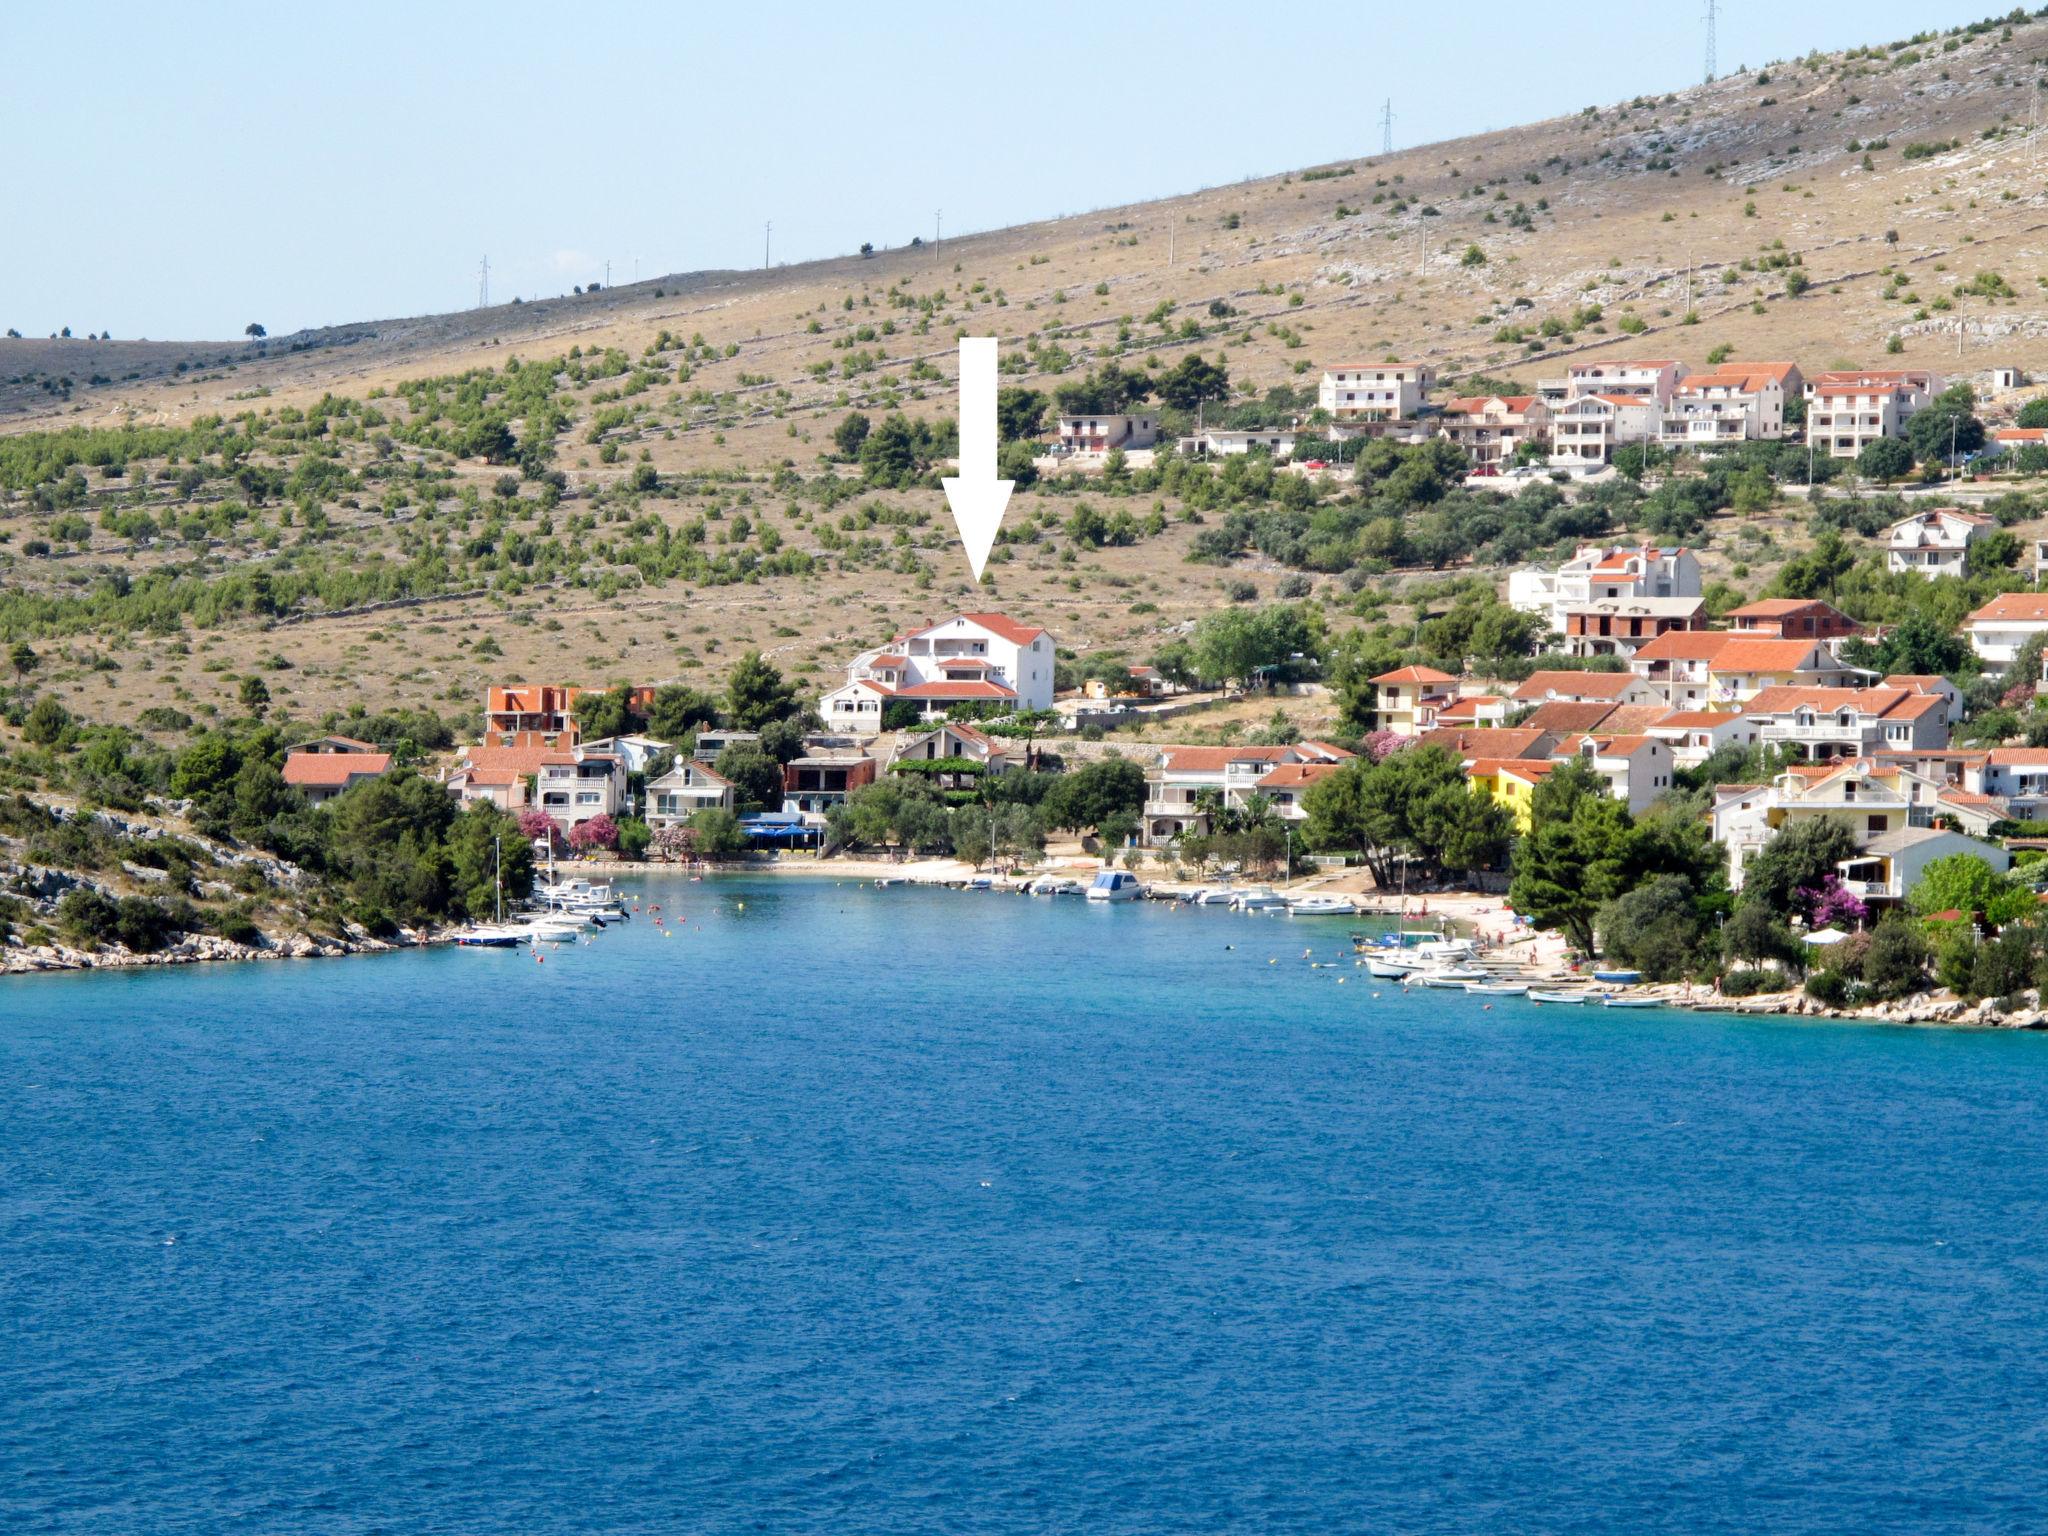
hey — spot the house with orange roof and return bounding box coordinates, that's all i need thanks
[1963,590,2048,671]
[1467,758,1560,830]
[1417,727,1560,763]
[282,749,393,807]
[1644,709,1758,768]
[485,684,585,746]
[1726,597,1860,642]
[889,722,1013,790]
[1961,748,2048,820]
[1318,362,1435,425]
[1629,632,1847,708]
[822,612,1055,734]
[1880,674,1962,728]
[446,740,627,833]
[1744,685,1950,761]
[1369,665,1459,737]
[1434,694,1508,728]
[1660,362,1803,445]
[1886,507,1993,579]
[1711,759,1958,893]
[1141,742,1353,845]
[1804,369,1942,458]
[1509,669,1659,708]
[1520,700,1623,735]
[1436,394,1552,469]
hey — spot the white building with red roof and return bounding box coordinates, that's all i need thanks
[1552,358,1688,405]
[1508,543,1701,635]
[1743,685,1950,762]
[1549,393,1659,463]
[1964,591,2048,671]
[1436,394,1552,469]
[1318,362,1435,424]
[1142,741,1353,845]
[821,612,1055,735]
[1368,665,1459,737]
[1804,369,1942,458]
[1661,362,1803,445]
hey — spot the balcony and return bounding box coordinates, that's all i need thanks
[1144,797,1201,818]
[1760,722,1873,742]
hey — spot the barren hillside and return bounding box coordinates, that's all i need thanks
[4,10,2048,735]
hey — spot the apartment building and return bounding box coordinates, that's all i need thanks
[1436,394,1552,469]
[1539,358,1687,406]
[1508,544,1701,634]
[1560,596,1708,660]
[1369,665,1460,736]
[1141,742,1353,845]
[821,612,1055,735]
[1804,369,1941,458]
[1548,394,1658,463]
[1724,598,1860,642]
[1743,685,1950,763]
[1318,362,1435,423]
[1659,362,1802,446]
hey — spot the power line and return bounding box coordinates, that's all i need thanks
[1379,99,1395,157]
[1703,0,1718,84]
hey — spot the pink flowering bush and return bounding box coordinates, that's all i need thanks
[567,814,619,853]
[516,808,556,844]
[1362,731,1409,763]
[1805,875,1869,929]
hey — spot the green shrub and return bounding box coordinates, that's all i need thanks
[1720,968,1780,997]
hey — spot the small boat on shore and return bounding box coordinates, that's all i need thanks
[1464,982,1529,996]
[1602,995,1663,1009]
[1412,967,1490,987]
[1592,969,1643,985]
[1529,989,1593,1005]
[1286,894,1354,917]
[1028,875,1083,897]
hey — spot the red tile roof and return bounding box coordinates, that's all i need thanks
[1521,701,1617,734]
[1968,592,2048,624]
[893,680,1017,699]
[1471,757,1559,782]
[1710,638,1826,672]
[1418,727,1555,760]
[1257,762,1343,790]
[1510,670,1641,702]
[1371,665,1459,685]
[1630,631,1737,663]
[1158,746,1297,773]
[284,751,392,788]
[951,612,1047,646]
[1654,710,1741,729]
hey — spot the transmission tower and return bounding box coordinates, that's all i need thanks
[1379,99,1395,157]
[1703,0,1718,84]
[477,256,489,309]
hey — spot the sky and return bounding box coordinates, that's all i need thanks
[0,0,2003,341]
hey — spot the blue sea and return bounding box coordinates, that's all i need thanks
[5,875,2048,1533]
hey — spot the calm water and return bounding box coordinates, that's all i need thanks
[5,875,2048,1534]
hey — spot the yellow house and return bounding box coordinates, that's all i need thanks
[1469,758,1558,831]
[1371,665,1459,737]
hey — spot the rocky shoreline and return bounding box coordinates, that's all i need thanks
[1,927,418,976]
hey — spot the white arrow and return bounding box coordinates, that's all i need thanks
[941,336,1013,582]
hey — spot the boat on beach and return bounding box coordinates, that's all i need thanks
[1411,967,1490,987]
[1529,989,1594,1005]
[1286,894,1354,917]
[1464,982,1530,996]
[1229,887,1286,911]
[1028,875,1084,896]
[1601,995,1663,1009]
[1592,969,1643,985]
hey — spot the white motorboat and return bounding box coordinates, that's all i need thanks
[1365,956,1425,979]
[517,917,588,943]
[1410,967,1490,987]
[1286,894,1354,916]
[1085,870,1145,902]
[1410,937,1476,963]
[452,925,523,949]
[1229,887,1286,911]
[1028,875,1084,896]
[1601,994,1662,1009]
[1529,989,1593,1005]
[1463,982,1529,997]
[1190,883,1236,905]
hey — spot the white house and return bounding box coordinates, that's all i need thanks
[1555,733,1674,815]
[1549,394,1659,463]
[821,613,1055,735]
[535,750,627,835]
[1964,591,2048,672]
[1057,413,1157,454]
[1645,710,1757,768]
[1508,669,1660,709]
[1437,394,1552,469]
[1804,369,1942,458]
[645,761,735,825]
[1178,428,1297,458]
[1541,358,1687,406]
[1886,507,1993,578]
[1142,741,1353,845]
[1742,684,1950,762]
[1318,363,1434,423]
[1507,544,1701,635]
[1660,363,1802,446]
[1962,748,2048,820]
[579,734,674,776]
[1835,825,2010,905]
[282,739,393,806]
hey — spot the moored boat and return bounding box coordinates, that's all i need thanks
[1601,995,1663,1008]
[1463,982,1530,996]
[1229,887,1286,911]
[1286,894,1354,916]
[1592,969,1643,984]
[1529,989,1593,1005]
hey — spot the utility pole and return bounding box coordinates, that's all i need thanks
[477,255,489,310]
[605,259,610,289]
[1380,99,1395,157]
[935,208,943,265]
[1168,229,1174,269]
[1703,0,1718,84]
[1684,247,1693,317]
[764,221,772,271]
